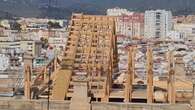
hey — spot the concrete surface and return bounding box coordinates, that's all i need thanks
[0,99,192,110]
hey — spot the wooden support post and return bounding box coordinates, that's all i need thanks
[124,47,133,102]
[102,61,112,102]
[54,57,57,71]
[109,52,113,94]
[147,47,153,103]
[102,31,115,102]
[102,82,110,102]
[101,76,110,102]
[132,46,136,82]
[168,51,176,104]
[102,51,113,102]
[44,67,47,82]
[24,65,31,99]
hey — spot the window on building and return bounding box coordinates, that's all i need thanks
[192,28,195,34]
[156,22,160,26]
[156,13,161,19]
[155,31,160,38]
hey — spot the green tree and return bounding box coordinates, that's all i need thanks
[48,21,62,28]
[11,22,21,31]
[40,37,49,49]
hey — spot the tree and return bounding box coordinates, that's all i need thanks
[11,22,22,31]
[40,37,49,49]
[48,21,62,28]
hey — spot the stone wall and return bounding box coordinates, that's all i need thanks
[91,102,191,110]
[0,99,192,110]
[0,99,70,110]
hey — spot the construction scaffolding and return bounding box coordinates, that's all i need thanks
[26,13,118,102]
[23,14,193,105]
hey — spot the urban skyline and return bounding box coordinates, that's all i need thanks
[0,2,195,110]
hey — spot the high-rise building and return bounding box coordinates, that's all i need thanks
[116,13,144,38]
[144,10,173,38]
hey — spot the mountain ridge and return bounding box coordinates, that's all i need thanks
[0,0,195,19]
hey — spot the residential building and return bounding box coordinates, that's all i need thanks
[167,31,185,41]
[174,23,195,42]
[18,18,68,28]
[0,20,10,29]
[0,34,41,56]
[116,13,144,38]
[48,37,67,50]
[144,10,173,38]
[48,31,68,55]
[107,7,133,16]
[173,15,195,24]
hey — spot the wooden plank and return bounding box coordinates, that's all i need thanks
[24,65,31,99]
[168,51,176,104]
[147,47,154,103]
[124,47,133,102]
[51,69,72,100]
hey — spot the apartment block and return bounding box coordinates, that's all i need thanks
[174,23,195,42]
[144,10,173,38]
[116,13,144,38]
[107,7,133,16]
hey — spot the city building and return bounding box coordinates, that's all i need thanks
[18,18,68,28]
[0,20,10,29]
[173,15,195,24]
[0,31,41,57]
[0,28,42,57]
[0,40,41,57]
[116,13,144,38]
[0,48,24,96]
[48,36,67,50]
[107,7,133,16]
[1,11,195,110]
[167,31,185,41]
[174,23,195,42]
[144,10,173,38]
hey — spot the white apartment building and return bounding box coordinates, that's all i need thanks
[48,37,67,50]
[0,20,10,29]
[107,7,133,16]
[0,40,39,56]
[167,31,185,41]
[174,23,195,42]
[0,32,41,57]
[116,13,144,38]
[18,18,67,28]
[48,29,68,50]
[144,10,173,38]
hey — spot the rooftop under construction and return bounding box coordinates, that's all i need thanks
[0,13,195,110]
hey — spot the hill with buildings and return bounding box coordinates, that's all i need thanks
[0,0,195,19]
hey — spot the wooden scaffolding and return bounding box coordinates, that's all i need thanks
[29,13,119,101]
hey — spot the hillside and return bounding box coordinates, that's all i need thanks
[0,0,195,19]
